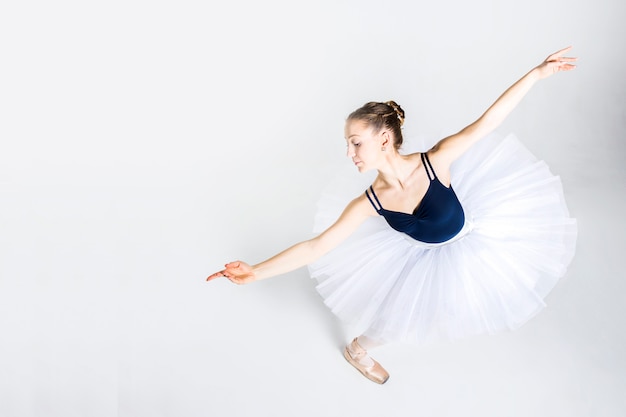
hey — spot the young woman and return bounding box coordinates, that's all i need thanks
[207,47,578,384]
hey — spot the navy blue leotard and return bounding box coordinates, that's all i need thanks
[365,152,465,244]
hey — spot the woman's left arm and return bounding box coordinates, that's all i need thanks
[432,46,577,165]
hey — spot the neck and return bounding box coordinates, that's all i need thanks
[376,152,415,190]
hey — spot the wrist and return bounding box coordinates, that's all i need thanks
[528,66,543,81]
[252,264,265,281]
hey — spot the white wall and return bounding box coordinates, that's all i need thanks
[1,1,624,416]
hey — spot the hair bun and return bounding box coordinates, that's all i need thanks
[385,101,405,127]
[347,101,405,150]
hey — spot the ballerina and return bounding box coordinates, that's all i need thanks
[207,47,578,384]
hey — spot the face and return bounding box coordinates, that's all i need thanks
[344,119,388,172]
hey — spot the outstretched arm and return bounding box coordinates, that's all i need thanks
[431,46,577,165]
[207,194,373,284]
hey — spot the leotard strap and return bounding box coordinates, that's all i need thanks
[421,152,437,181]
[365,186,383,212]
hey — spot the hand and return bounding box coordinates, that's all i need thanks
[206,261,257,285]
[534,46,577,79]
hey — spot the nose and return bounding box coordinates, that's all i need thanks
[346,145,355,158]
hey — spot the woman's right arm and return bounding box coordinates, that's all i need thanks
[206,194,373,285]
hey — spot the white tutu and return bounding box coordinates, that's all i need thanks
[308,133,577,345]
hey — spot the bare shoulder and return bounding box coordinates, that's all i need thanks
[347,191,378,217]
[316,191,376,241]
[403,151,423,162]
[426,138,446,156]
[423,145,454,186]
[313,191,376,252]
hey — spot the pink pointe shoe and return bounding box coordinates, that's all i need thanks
[343,338,389,384]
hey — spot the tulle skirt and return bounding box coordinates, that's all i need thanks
[307,133,577,345]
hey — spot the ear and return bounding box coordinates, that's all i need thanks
[380,130,391,148]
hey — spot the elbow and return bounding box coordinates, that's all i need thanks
[465,115,496,139]
[306,236,331,263]
[306,238,323,259]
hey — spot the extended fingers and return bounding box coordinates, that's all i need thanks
[547,46,572,60]
[207,261,252,284]
[206,260,243,282]
[546,47,578,67]
[206,272,217,281]
[549,56,578,67]
[206,271,223,281]
[546,60,577,73]
[558,63,577,71]
[207,269,231,281]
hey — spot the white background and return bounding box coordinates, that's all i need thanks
[1,0,625,416]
